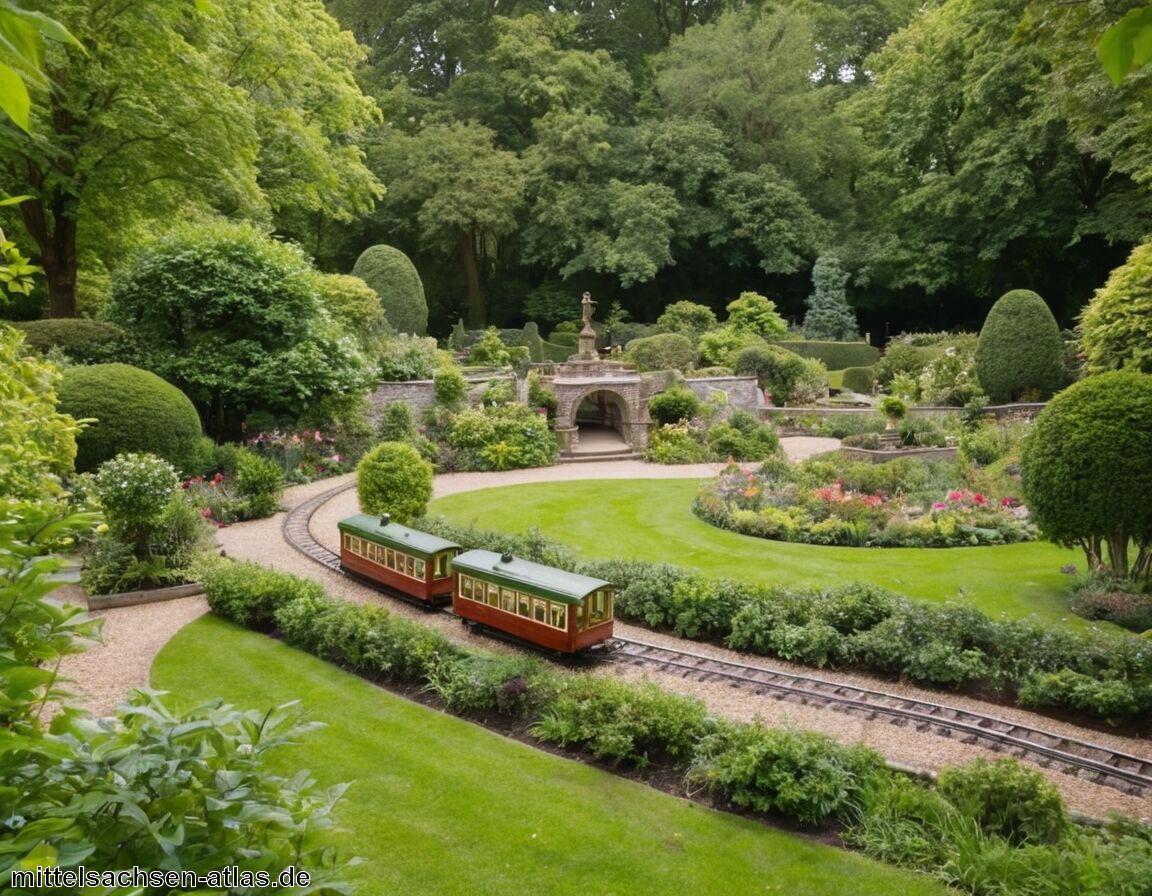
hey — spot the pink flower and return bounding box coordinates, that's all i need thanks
[932,501,947,511]
[947,490,964,501]
[1001,496,1014,507]
[973,493,988,505]
[314,430,323,442]
[213,472,224,484]
[201,508,212,518]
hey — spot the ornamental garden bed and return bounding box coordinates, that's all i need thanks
[840,445,957,464]
[693,461,1033,548]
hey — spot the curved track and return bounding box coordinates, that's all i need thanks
[283,481,1152,798]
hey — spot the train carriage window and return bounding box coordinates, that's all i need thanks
[588,589,613,624]
[414,559,426,579]
[517,593,531,618]
[349,536,362,556]
[405,555,416,577]
[490,586,503,608]
[461,576,474,600]
[342,534,352,552]
[501,588,516,613]
[533,599,547,624]
[385,548,395,569]
[434,553,448,578]
[372,544,382,563]
[549,604,567,630]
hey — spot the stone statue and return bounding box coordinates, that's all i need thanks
[581,291,597,327]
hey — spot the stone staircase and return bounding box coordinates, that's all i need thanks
[561,445,643,464]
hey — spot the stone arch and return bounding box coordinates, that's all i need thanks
[553,381,651,454]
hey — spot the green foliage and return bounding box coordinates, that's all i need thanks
[424,653,553,717]
[350,244,428,335]
[725,291,788,340]
[378,402,417,443]
[706,420,780,463]
[657,300,718,339]
[446,404,556,471]
[1018,669,1149,726]
[648,387,701,425]
[106,220,369,439]
[975,290,1067,402]
[624,332,697,371]
[1098,5,1152,83]
[778,340,881,370]
[13,318,132,364]
[1069,576,1152,633]
[527,370,557,419]
[378,334,440,380]
[879,395,907,421]
[309,271,391,354]
[58,363,204,474]
[93,453,179,535]
[841,366,875,394]
[0,327,78,501]
[1080,240,1152,375]
[804,254,858,341]
[233,450,285,519]
[937,759,1069,846]
[202,558,327,630]
[644,422,709,464]
[434,362,468,408]
[356,441,435,524]
[532,676,712,768]
[466,326,512,366]
[1020,371,1152,583]
[698,327,766,368]
[688,721,886,826]
[734,343,829,405]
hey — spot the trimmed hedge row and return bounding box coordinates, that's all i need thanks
[774,340,880,370]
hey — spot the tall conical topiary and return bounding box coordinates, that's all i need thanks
[803,255,858,341]
[351,245,429,336]
[974,289,1066,403]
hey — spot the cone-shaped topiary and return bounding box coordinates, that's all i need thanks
[58,363,204,474]
[351,245,428,336]
[1079,240,1152,375]
[974,289,1066,403]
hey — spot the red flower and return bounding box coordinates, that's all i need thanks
[213,472,224,484]
[200,508,212,518]
[973,493,988,505]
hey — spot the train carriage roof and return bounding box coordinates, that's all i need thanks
[338,514,460,558]
[451,550,612,605]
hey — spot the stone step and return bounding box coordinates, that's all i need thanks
[561,450,643,464]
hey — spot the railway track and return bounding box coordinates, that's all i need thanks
[282,480,1152,798]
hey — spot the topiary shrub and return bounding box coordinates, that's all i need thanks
[1020,371,1152,584]
[777,340,880,370]
[657,300,718,339]
[14,318,132,364]
[974,289,1067,402]
[351,244,429,336]
[356,441,434,523]
[733,343,808,403]
[58,363,205,474]
[625,332,697,371]
[1080,240,1152,375]
[841,366,875,394]
[649,387,702,425]
[308,272,391,354]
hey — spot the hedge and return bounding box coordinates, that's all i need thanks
[351,244,429,336]
[840,366,875,394]
[773,340,880,370]
[14,318,131,364]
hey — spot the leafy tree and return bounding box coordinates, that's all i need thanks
[1020,371,1152,584]
[357,441,435,523]
[649,387,702,425]
[1079,240,1152,375]
[725,292,788,341]
[351,244,429,336]
[0,325,78,501]
[58,363,205,475]
[803,254,858,341]
[0,0,381,318]
[658,300,718,339]
[974,289,1067,402]
[105,219,370,439]
[309,272,391,354]
[1097,5,1152,83]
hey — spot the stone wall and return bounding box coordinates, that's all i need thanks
[682,376,762,413]
[368,373,516,424]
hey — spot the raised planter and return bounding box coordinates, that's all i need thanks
[88,582,203,611]
[839,446,957,465]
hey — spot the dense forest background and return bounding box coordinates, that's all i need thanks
[3,0,1151,342]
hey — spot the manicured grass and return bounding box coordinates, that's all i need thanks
[429,479,1090,629]
[152,615,951,896]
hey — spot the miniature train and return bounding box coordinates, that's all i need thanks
[337,513,615,654]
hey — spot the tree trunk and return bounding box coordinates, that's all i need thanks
[457,228,485,328]
[19,171,80,318]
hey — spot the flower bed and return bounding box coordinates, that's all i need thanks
[693,463,1035,548]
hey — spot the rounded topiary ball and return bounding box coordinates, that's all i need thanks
[974,289,1066,403]
[58,363,205,474]
[357,441,434,524]
[351,245,428,336]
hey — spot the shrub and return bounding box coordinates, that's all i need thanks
[705,421,779,462]
[532,676,712,768]
[803,254,858,341]
[59,363,204,474]
[840,366,875,393]
[644,422,708,464]
[725,291,788,340]
[975,289,1067,402]
[1079,239,1152,375]
[527,370,557,419]
[1069,579,1152,633]
[232,449,284,518]
[875,342,939,386]
[1018,669,1148,725]
[625,332,697,371]
[698,327,766,368]
[648,386,701,425]
[378,334,439,380]
[14,318,132,364]
[351,244,429,335]
[424,653,553,716]
[466,327,512,366]
[687,721,887,826]
[657,300,717,338]
[434,362,467,407]
[937,758,1069,846]
[733,343,807,399]
[1020,371,1152,583]
[202,559,326,629]
[356,441,435,523]
[446,404,556,471]
[93,453,180,536]
[309,271,391,354]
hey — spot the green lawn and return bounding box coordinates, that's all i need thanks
[429,479,1089,629]
[152,615,951,896]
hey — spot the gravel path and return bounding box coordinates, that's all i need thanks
[56,437,1152,821]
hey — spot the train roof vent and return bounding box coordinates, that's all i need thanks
[500,552,513,563]
[379,513,391,526]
